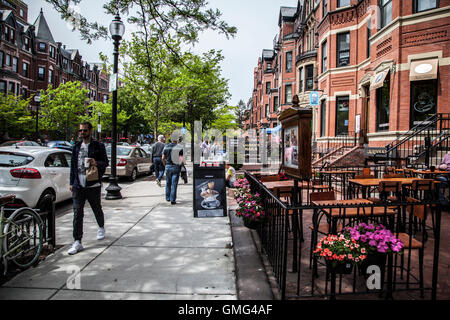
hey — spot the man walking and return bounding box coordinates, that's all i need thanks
[68,121,109,255]
[152,135,166,187]
[162,133,183,205]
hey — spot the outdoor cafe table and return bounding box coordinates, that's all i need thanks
[311,198,398,299]
[348,177,423,199]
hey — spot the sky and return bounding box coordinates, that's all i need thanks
[25,0,296,107]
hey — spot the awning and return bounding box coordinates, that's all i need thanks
[370,70,389,90]
[410,58,439,81]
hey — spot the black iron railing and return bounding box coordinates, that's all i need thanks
[374,113,450,167]
[243,170,443,300]
[313,132,358,168]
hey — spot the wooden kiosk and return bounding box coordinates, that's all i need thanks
[279,96,312,180]
[278,96,312,272]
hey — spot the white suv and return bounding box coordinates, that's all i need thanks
[0,146,72,208]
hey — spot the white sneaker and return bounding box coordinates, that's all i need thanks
[68,240,83,255]
[97,227,105,240]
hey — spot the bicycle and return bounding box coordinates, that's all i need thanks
[0,194,44,275]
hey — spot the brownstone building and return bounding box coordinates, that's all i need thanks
[0,1,109,109]
[247,0,450,153]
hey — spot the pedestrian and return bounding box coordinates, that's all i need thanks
[162,133,184,205]
[68,121,109,255]
[152,135,166,187]
[436,152,450,210]
[225,163,236,188]
[70,138,75,146]
[201,137,210,158]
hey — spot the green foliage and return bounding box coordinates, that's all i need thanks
[44,0,236,46]
[210,105,238,132]
[80,101,130,133]
[39,81,89,138]
[0,93,34,140]
[174,50,231,131]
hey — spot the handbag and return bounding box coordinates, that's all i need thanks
[86,164,99,182]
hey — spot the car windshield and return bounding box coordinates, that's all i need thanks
[0,152,34,167]
[106,147,132,156]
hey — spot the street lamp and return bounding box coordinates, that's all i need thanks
[34,94,40,141]
[98,111,102,141]
[105,12,125,200]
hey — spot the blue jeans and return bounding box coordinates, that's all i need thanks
[153,157,164,181]
[436,176,449,207]
[165,165,181,202]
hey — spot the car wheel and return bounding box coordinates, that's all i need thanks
[130,168,137,181]
[37,190,55,212]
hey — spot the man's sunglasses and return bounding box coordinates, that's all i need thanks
[78,129,89,133]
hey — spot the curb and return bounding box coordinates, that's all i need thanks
[228,206,275,300]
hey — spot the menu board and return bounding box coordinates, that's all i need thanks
[284,126,299,169]
[193,163,227,218]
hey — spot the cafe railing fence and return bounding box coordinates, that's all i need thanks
[244,171,442,300]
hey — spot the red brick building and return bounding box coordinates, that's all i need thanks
[247,0,450,150]
[0,1,109,109]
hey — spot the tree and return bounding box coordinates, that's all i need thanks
[44,0,236,47]
[120,33,181,138]
[172,50,231,160]
[235,99,247,129]
[80,101,130,135]
[211,105,238,132]
[39,81,89,140]
[0,93,34,141]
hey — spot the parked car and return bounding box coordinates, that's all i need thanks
[140,144,155,175]
[105,146,151,181]
[0,140,41,147]
[0,146,72,209]
[46,140,73,151]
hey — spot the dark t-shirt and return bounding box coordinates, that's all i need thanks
[163,143,183,166]
[152,142,165,158]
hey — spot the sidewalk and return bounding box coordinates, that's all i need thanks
[0,177,239,300]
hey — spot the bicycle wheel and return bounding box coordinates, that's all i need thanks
[4,208,43,269]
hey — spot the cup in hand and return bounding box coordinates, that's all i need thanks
[84,158,91,168]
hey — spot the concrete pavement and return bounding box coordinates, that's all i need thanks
[0,176,240,300]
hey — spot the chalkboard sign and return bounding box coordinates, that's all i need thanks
[193,163,227,218]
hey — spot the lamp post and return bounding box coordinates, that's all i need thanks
[105,12,125,200]
[34,95,40,141]
[98,111,102,141]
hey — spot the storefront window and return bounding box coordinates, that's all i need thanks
[336,96,349,136]
[376,73,390,131]
[410,80,437,127]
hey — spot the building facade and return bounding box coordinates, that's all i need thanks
[0,1,109,109]
[247,0,450,149]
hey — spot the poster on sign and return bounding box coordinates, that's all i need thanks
[284,125,299,169]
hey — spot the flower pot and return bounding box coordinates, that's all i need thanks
[326,260,354,275]
[359,252,387,277]
[243,219,260,230]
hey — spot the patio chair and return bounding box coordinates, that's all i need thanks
[393,198,428,298]
[403,168,414,178]
[309,191,342,268]
[368,180,403,203]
